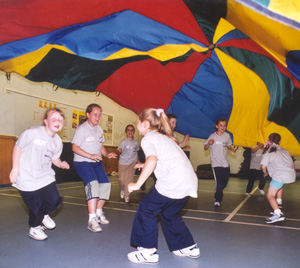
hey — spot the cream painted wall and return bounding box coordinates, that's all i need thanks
[0,71,247,173]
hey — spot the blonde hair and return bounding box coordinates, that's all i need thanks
[138,108,176,142]
[44,108,64,122]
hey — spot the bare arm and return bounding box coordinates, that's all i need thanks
[178,134,190,148]
[72,143,102,161]
[227,145,237,153]
[52,158,70,169]
[128,155,157,192]
[204,139,214,150]
[261,165,268,177]
[101,145,118,159]
[9,144,21,184]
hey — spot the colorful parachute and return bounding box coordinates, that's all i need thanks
[0,0,300,154]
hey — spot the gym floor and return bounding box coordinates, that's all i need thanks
[1,176,299,268]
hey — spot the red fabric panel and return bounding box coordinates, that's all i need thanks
[98,51,207,113]
[0,0,207,45]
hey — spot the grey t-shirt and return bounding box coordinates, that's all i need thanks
[204,132,232,168]
[72,121,105,162]
[261,145,296,184]
[13,126,63,191]
[118,138,139,165]
[250,148,263,170]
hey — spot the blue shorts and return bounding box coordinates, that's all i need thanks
[74,161,110,185]
[270,180,285,189]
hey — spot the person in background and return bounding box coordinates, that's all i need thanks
[245,142,266,195]
[117,124,140,203]
[72,103,117,232]
[261,133,296,224]
[9,108,70,240]
[167,114,190,150]
[127,108,200,265]
[204,118,237,207]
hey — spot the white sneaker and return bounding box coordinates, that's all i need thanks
[29,226,48,241]
[120,190,125,199]
[42,215,56,229]
[125,197,130,203]
[88,218,102,232]
[173,244,200,258]
[214,202,221,207]
[127,247,159,264]
[97,211,109,224]
[245,193,250,196]
[258,189,265,195]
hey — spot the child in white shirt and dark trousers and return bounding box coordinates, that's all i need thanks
[127,108,200,265]
[9,108,70,241]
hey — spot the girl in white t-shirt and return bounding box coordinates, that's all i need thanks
[204,118,237,207]
[72,104,117,232]
[117,124,140,203]
[261,133,296,224]
[127,108,200,265]
[9,108,70,241]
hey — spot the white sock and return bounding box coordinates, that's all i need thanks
[274,209,281,216]
[276,198,282,205]
[96,209,103,216]
[89,214,96,221]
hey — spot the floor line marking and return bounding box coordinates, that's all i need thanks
[224,186,258,222]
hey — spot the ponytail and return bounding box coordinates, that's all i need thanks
[138,108,176,142]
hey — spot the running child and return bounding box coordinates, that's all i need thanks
[245,142,266,195]
[9,108,70,241]
[261,133,296,224]
[204,118,237,207]
[72,103,117,232]
[127,108,200,265]
[117,124,140,203]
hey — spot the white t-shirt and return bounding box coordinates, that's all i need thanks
[250,148,263,170]
[261,145,296,184]
[13,126,63,191]
[204,132,232,168]
[118,138,139,165]
[142,131,198,199]
[72,121,105,162]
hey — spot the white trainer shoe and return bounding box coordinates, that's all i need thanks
[258,189,265,195]
[120,190,125,199]
[97,211,109,224]
[88,218,102,232]
[42,215,56,229]
[127,247,159,264]
[214,202,221,207]
[29,226,48,241]
[173,244,200,258]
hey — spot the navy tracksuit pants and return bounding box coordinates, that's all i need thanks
[19,182,62,227]
[130,187,195,252]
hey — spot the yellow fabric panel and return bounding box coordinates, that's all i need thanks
[269,0,300,23]
[227,0,300,68]
[216,49,300,155]
[0,45,74,76]
[213,18,236,44]
[104,44,208,61]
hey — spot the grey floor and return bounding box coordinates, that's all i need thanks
[1,176,300,268]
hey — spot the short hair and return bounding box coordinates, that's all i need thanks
[215,118,227,125]
[44,108,64,120]
[167,114,177,120]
